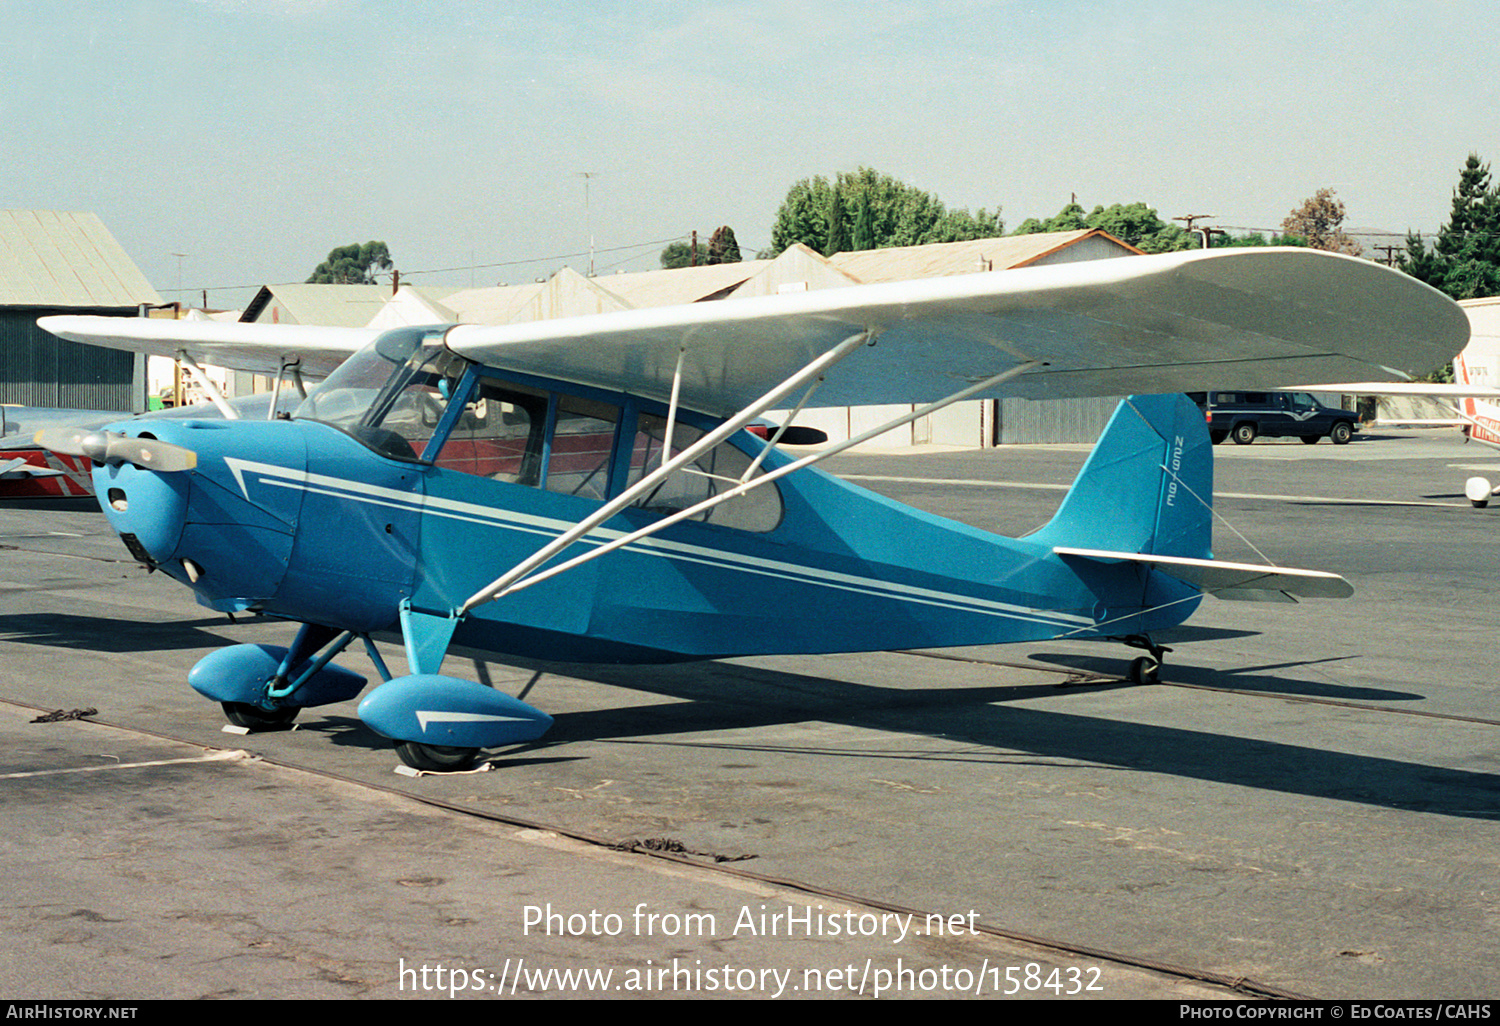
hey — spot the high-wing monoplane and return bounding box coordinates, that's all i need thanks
[36,248,1468,770]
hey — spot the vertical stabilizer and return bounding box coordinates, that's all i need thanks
[1031,394,1212,559]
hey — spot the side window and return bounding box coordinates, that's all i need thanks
[432,378,547,485]
[626,413,782,533]
[545,396,619,501]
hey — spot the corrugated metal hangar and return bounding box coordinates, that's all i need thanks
[0,211,160,411]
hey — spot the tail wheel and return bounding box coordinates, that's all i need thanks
[1466,476,1492,509]
[395,741,480,772]
[1127,656,1160,685]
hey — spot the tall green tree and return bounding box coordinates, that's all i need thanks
[1403,154,1500,300]
[306,241,393,284]
[768,168,1002,256]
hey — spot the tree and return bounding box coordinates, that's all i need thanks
[1280,189,1361,255]
[1402,154,1500,300]
[307,241,393,285]
[706,225,741,264]
[768,168,1002,256]
[659,226,744,269]
[825,188,851,256]
[1011,200,1194,252]
[1211,231,1308,248]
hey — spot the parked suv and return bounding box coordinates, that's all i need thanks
[1186,391,1358,445]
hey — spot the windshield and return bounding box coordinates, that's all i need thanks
[295,328,469,461]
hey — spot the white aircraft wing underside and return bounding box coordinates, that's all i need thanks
[36,317,377,378]
[442,248,1469,416]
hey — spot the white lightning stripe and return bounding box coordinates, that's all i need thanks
[416,711,530,731]
[223,458,1092,629]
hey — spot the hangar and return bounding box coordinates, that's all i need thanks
[0,210,160,411]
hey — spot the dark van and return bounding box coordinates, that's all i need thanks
[1186,391,1358,445]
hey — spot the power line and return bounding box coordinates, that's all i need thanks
[172,234,691,297]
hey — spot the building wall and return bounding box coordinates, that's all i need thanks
[996,395,1122,444]
[0,308,139,410]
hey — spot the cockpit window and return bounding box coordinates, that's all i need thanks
[295,331,465,462]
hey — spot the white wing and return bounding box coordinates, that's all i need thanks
[36,249,1468,416]
[36,316,376,378]
[443,248,1469,417]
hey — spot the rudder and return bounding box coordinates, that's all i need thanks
[1030,394,1212,560]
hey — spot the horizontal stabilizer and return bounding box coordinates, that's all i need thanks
[0,457,66,478]
[1054,546,1352,603]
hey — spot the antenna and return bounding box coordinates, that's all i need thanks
[577,171,599,277]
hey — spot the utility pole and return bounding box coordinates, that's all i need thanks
[1374,244,1402,267]
[1173,214,1224,249]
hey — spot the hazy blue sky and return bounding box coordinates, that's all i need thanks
[3,0,1494,309]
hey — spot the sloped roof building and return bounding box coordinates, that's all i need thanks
[0,211,161,410]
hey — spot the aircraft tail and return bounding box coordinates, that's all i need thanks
[1034,394,1352,605]
[1031,393,1212,560]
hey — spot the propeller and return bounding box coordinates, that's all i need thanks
[34,428,197,472]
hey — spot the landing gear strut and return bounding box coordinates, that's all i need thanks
[1121,635,1171,685]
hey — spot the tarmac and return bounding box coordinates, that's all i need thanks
[1,428,1497,1000]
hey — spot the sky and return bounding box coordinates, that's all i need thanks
[3,0,1496,310]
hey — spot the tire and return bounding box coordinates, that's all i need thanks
[1209,431,1228,445]
[1301,435,1320,445]
[395,741,480,772]
[221,701,298,730]
[1231,423,1257,445]
[1128,656,1160,685]
[1330,422,1353,445]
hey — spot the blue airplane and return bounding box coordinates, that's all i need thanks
[37,248,1469,771]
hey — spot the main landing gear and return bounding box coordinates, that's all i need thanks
[393,741,481,772]
[1121,635,1171,685]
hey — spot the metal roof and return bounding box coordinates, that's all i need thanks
[595,260,770,307]
[239,283,392,326]
[827,230,1141,283]
[0,210,161,308]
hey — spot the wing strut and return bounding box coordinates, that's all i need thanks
[176,349,238,420]
[470,358,1044,607]
[460,329,878,613]
[267,357,306,419]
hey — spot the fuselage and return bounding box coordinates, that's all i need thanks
[91,327,1198,663]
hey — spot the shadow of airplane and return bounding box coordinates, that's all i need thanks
[437,651,1500,822]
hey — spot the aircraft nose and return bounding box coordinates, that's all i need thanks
[89,431,193,566]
